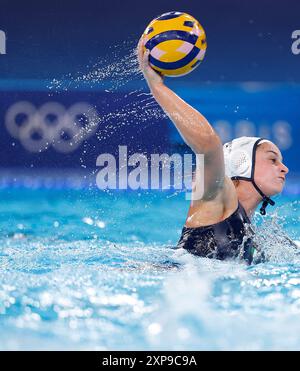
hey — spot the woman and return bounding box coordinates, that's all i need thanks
[137,41,289,264]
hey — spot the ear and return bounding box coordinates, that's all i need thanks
[232,179,240,188]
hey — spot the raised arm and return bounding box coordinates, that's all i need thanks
[137,41,226,200]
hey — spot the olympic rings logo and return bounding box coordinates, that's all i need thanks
[5,101,100,153]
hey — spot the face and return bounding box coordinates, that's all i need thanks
[254,142,289,196]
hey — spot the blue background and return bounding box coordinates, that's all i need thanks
[1,0,300,81]
[0,0,299,181]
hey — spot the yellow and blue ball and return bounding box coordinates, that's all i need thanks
[142,11,207,77]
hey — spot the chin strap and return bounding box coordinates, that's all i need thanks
[259,196,275,216]
[252,181,275,215]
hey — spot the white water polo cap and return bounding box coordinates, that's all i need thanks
[223,136,275,215]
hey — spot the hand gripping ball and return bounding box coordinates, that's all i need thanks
[142,11,207,77]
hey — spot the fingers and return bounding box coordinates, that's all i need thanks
[143,49,150,69]
[137,37,151,72]
[137,37,163,84]
[137,37,143,59]
[137,37,145,69]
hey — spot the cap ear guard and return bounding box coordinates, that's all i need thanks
[229,150,252,178]
[223,137,256,180]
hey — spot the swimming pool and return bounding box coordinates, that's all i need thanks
[0,185,300,350]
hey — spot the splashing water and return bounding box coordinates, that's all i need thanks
[47,39,167,151]
[48,40,141,92]
[253,200,300,263]
[0,188,300,350]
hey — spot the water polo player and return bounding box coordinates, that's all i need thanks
[137,40,289,264]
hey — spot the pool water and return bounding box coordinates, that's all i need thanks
[0,188,300,350]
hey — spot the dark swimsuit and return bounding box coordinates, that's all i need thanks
[177,202,256,264]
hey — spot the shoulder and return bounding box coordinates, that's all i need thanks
[185,176,238,228]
